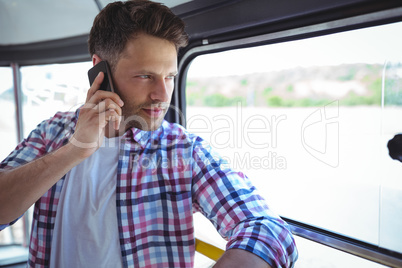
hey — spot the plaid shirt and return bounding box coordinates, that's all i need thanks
[0,110,298,267]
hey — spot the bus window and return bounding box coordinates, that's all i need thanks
[20,62,92,137]
[0,62,92,251]
[0,67,17,161]
[186,21,402,266]
[0,67,21,247]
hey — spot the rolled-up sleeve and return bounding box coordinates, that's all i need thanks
[191,137,298,267]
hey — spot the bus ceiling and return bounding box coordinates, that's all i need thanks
[0,0,402,66]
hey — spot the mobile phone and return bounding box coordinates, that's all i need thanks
[88,61,115,92]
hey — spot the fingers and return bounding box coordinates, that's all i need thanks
[104,107,122,130]
[71,73,125,156]
[86,72,124,107]
[73,71,125,152]
[96,99,123,130]
[84,71,124,130]
[79,98,122,132]
[96,98,123,116]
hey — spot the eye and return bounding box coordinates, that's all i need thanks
[138,75,151,79]
[166,74,176,80]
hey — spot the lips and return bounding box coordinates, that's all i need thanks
[142,107,164,117]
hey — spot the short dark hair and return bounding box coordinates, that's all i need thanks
[88,0,188,71]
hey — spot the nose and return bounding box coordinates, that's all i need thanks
[150,78,170,103]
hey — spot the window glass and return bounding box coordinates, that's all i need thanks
[20,62,92,136]
[186,20,402,259]
[0,67,20,246]
[0,62,92,248]
[0,67,17,161]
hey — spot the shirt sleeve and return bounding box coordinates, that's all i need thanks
[0,112,73,230]
[0,124,48,231]
[191,136,298,267]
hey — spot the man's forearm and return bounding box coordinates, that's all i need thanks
[214,248,272,268]
[0,72,124,225]
[0,142,85,224]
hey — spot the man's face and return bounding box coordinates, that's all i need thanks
[113,33,178,131]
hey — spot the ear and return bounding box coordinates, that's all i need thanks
[92,54,103,66]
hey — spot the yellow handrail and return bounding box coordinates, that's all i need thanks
[195,238,225,261]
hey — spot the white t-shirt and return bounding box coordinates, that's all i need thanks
[50,137,123,268]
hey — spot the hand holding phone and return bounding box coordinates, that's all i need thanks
[83,60,123,134]
[88,61,115,92]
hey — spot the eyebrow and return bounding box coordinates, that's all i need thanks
[136,70,178,76]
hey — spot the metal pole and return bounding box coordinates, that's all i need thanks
[11,62,23,143]
[94,0,103,11]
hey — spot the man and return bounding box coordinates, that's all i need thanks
[0,1,298,267]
